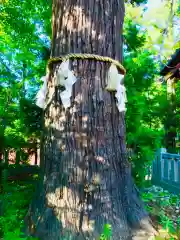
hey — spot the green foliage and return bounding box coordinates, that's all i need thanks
[0,0,49,153]
[141,186,180,239]
[0,179,39,240]
[124,18,166,185]
[19,98,43,138]
[125,0,148,5]
[133,0,148,4]
[123,0,180,183]
[124,20,147,51]
[99,224,112,240]
[4,120,27,147]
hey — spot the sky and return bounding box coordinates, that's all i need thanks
[146,0,162,9]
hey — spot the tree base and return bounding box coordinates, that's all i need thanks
[24,171,157,240]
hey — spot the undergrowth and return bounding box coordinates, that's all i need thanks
[141,186,180,240]
[0,175,39,240]
[1,176,180,240]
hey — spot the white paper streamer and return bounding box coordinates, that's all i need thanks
[106,64,127,112]
[106,64,124,91]
[115,83,127,112]
[56,60,77,109]
[56,60,69,86]
[60,90,71,109]
[36,74,48,109]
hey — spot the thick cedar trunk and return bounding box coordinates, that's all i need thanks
[25,0,156,239]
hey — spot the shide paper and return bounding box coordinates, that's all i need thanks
[56,60,77,109]
[36,74,48,109]
[106,64,127,112]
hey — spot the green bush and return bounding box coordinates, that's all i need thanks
[0,178,39,240]
[141,186,180,239]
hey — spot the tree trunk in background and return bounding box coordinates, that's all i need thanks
[4,149,8,169]
[25,1,156,239]
[165,78,177,153]
[15,148,21,166]
[34,142,38,165]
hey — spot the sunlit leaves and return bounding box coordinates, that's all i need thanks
[124,0,179,182]
[123,12,167,184]
[125,0,180,59]
[0,0,51,150]
[125,3,144,25]
[124,19,147,51]
[143,1,169,29]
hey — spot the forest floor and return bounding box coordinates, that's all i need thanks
[0,175,180,240]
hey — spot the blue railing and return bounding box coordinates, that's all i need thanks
[152,149,180,194]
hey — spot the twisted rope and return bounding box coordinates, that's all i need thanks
[48,53,126,74]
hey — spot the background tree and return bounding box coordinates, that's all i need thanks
[124,0,180,183]
[123,5,165,185]
[0,0,51,164]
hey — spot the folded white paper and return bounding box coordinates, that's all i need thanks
[56,60,77,109]
[106,64,127,112]
[36,74,48,109]
[106,64,124,91]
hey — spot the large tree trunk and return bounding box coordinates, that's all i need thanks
[25,0,156,239]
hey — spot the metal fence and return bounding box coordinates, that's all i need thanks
[152,148,180,194]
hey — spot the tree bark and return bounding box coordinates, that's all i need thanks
[25,0,156,239]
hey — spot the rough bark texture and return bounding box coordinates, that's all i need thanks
[24,0,156,239]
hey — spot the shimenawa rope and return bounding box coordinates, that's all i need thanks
[47,53,126,75]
